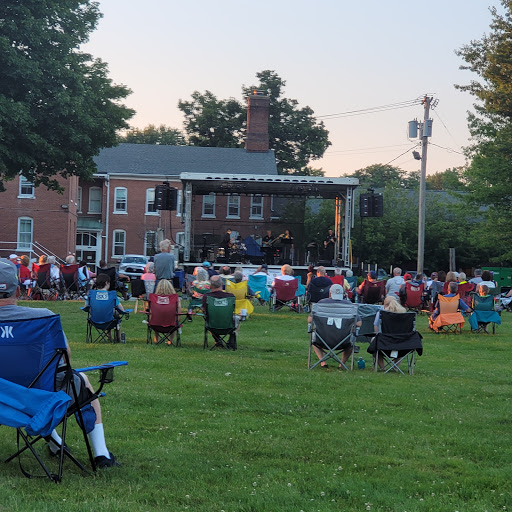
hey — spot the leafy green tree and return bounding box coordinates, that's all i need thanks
[456,0,512,262]
[426,167,466,190]
[178,71,330,175]
[0,0,134,192]
[178,91,245,148]
[346,164,419,189]
[120,124,186,145]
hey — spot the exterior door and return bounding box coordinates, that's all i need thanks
[76,231,101,266]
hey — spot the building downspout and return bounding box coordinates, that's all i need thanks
[104,175,110,262]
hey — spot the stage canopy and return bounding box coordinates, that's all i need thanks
[179,173,359,264]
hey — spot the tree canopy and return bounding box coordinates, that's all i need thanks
[0,0,134,191]
[178,70,330,175]
[120,124,186,145]
[456,0,512,262]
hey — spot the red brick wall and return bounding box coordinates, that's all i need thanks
[0,175,78,260]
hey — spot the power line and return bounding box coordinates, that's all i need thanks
[431,108,464,151]
[385,144,420,165]
[324,143,413,154]
[430,142,465,155]
[317,98,422,120]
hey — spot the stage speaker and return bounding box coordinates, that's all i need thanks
[155,185,178,211]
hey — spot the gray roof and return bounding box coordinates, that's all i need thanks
[93,144,277,176]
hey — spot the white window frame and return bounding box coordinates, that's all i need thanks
[270,194,280,219]
[250,194,264,219]
[112,229,126,258]
[17,217,33,250]
[18,176,35,198]
[145,188,159,216]
[77,186,82,213]
[114,187,127,214]
[202,193,216,218]
[88,186,102,214]
[227,194,240,219]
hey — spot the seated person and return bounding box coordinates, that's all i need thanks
[478,270,497,293]
[253,264,269,277]
[152,279,181,344]
[47,256,63,289]
[311,284,361,370]
[78,260,96,290]
[233,271,254,295]
[141,261,157,296]
[202,275,240,342]
[308,266,332,291]
[191,267,211,299]
[371,295,407,369]
[18,255,32,292]
[87,274,125,339]
[202,261,218,278]
[97,260,130,300]
[271,264,295,287]
[398,273,424,305]
[356,270,378,297]
[218,265,235,283]
[431,281,472,320]
[330,267,350,292]
[305,265,315,288]
[385,267,404,300]
[0,259,120,468]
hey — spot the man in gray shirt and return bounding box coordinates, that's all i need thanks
[154,239,175,281]
[385,267,405,299]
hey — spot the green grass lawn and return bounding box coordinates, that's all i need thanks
[0,300,511,511]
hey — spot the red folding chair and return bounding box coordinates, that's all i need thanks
[271,279,300,312]
[360,280,385,304]
[146,294,187,346]
[403,282,425,312]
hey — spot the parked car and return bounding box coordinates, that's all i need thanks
[118,254,148,278]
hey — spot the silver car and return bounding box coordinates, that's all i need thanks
[118,254,149,278]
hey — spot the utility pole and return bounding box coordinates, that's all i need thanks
[416,95,433,275]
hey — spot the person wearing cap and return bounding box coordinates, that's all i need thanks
[202,261,218,278]
[0,258,121,469]
[310,284,361,370]
[469,269,483,286]
[385,267,404,300]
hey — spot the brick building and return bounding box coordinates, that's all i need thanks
[0,93,281,265]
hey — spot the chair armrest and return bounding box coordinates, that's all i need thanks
[74,361,128,386]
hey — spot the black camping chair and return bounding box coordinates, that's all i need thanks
[96,267,130,300]
[308,302,358,371]
[369,311,423,375]
[0,314,127,483]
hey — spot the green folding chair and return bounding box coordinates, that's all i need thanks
[203,295,237,350]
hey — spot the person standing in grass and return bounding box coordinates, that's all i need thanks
[0,258,121,468]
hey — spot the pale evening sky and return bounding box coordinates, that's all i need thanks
[82,0,499,178]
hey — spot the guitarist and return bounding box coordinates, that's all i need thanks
[261,230,275,265]
[323,228,336,264]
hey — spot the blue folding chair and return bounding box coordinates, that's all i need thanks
[0,314,127,482]
[83,290,131,343]
[248,274,270,303]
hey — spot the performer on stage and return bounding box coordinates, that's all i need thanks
[261,230,275,265]
[280,229,294,264]
[324,228,336,263]
[219,229,232,261]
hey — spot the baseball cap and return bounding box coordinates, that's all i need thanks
[9,254,18,260]
[404,273,412,280]
[202,261,211,267]
[369,270,377,279]
[0,259,19,298]
[431,272,438,278]
[330,284,344,300]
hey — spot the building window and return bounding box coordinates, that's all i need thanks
[250,194,264,219]
[202,193,215,218]
[114,187,127,213]
[270,195,280,219]
[112,230,126,257]
[18,176,34,198]
[145,231,158,256]
[227,194,240,218]
[77,187,82,213]
[17,217,33,250]
[88,187,102,213]
[145,188,158,215]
